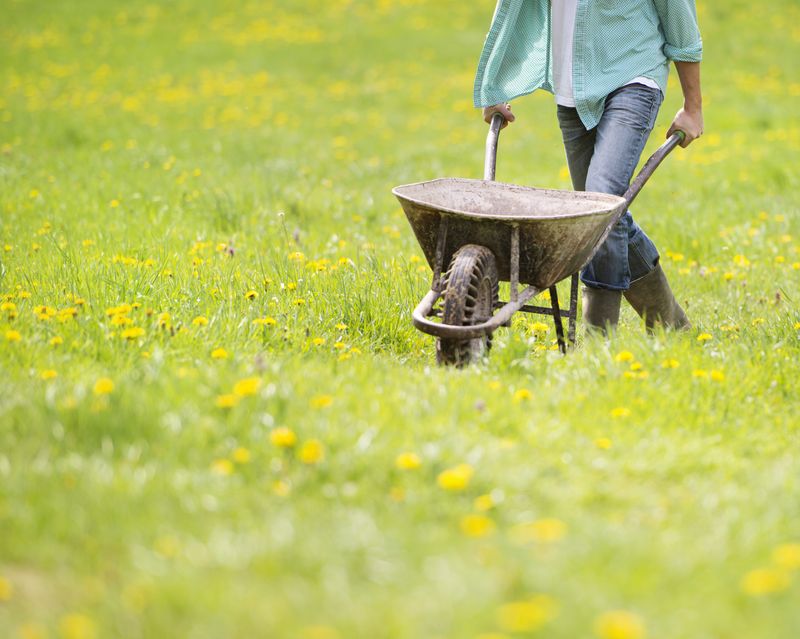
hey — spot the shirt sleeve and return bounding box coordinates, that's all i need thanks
[652,0,703,62]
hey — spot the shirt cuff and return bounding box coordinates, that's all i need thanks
[664,40,703,62]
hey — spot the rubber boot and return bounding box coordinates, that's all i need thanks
[582,286,622,336]
[624,263,690,332]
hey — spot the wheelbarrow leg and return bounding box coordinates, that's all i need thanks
[549,284,567,355]
[567,273,579,346]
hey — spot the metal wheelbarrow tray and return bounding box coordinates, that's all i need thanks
[393,114,684,366]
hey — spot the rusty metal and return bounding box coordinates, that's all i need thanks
[394,116,684,350]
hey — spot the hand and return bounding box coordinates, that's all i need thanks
[667,107,703,148]
[482,103,515,129]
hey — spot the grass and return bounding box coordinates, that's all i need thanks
[1,0,800,637]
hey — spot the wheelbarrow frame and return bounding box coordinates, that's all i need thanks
[398,113,685,355]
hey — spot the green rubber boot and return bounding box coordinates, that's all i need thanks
[582,286,622,336]
[624,263,691,332]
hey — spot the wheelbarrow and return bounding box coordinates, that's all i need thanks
[392,113,685,366]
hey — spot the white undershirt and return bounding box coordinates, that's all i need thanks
[552,0,662,107]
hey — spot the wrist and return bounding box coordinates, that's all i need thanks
[683,100,702,114]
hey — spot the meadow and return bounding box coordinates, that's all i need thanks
[1,0,799,637]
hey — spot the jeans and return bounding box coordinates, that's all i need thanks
[556,83,663,291]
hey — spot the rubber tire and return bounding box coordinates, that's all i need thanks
[436,244,499,367]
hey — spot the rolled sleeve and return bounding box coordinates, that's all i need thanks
[653,0,703,62]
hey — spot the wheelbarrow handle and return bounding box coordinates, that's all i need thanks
[484,112,505,181]
[623,130,686,207]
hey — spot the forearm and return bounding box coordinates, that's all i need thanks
[674,61,702,112]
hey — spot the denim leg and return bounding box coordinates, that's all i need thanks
[556,104,595,192]
[581,84,663,290]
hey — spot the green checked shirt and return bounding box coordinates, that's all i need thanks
[473,0,703,128]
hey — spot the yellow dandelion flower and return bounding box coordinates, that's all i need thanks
[395,452,421,470]
[610,407,630,418]
[513,388,532,402]
[232,447,251,464]
[211,458,234,476]
[245,290,258,299]
[157,312,171,328]
[93,377,114,395]
[509,518,568,544]
[473,493,495,511]
[293,298,306,306]
[496,595,558,633]
[50,335,64,346]
[772,543,800,570]
[0,301,16,313]
[696,333,712,342]
[270,427,297,448]
[661,358,680,369]
[120,326,145,340]
[192,315,208,326]
[310,394,333,409]
[335,323,348,330]
[215,394,239,408]
[233,377,260,397]
[312,337,326,346]
[333,341,347,351]
[58,613,97,639]
[710,369,725,381]
[40,369,58,380]
[288,251,305,261]
[299,439,324,464]
[594,610,646,639]
[437,464,474,491]
[460,514,496,538]
[211,348,228,359]
[5,329,21,343]
[252,316,278,326]
[614,350,635,363]
[0,576,12,601]
[595,437,613,449]
[529,321,550,334]
[111,314,133,327]
[692,369,708,378]
[740,568,791,596]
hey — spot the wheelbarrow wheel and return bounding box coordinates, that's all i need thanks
[436,244,499,367]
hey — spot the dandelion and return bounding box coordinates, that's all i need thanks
[335,323,348,330]
[614,350,635,362]
[661,358,680,369]
[215,394,239,408]
[288,251,305,261]
[58,613,97,639]
[473,493,495,511]
[192,315,208,326]
[513,388,532,402]
[245,290,258,300]
[299,439,324,464]
[5,329,21,342]
[691,369,708,379]
[312,337,326,346]
[594,610,646,639]
[232,447,251,464]
[93,377,114,395]
[610,407,630,418]
[157,312,171,328]
[437,464,474,491]
[595,437,613,449]
[40,369,58,380]
[509,518,568,544]
[50,335,64,346]
[395,452,421,470]
[233,377,260,397]
[0,575,12,601]
[740,568,791,596]
[460,514,496,538]
[211,348,228,359]
[496,595,558,633]
[253,317,278,326]
[270,427,297,448]
[772,543,800,570]
[111,314,133,327]
[696,333,712,342]
[310,394,333,409]
[529,321,550,334]
[1,301,16,313]
[211,458,234,476]
[293,298,306,306]
[121,327,145,340]
[710,369,725,381]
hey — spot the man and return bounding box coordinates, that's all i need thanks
[473,0,703,334]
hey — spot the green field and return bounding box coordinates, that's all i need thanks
[2,0,800,637]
